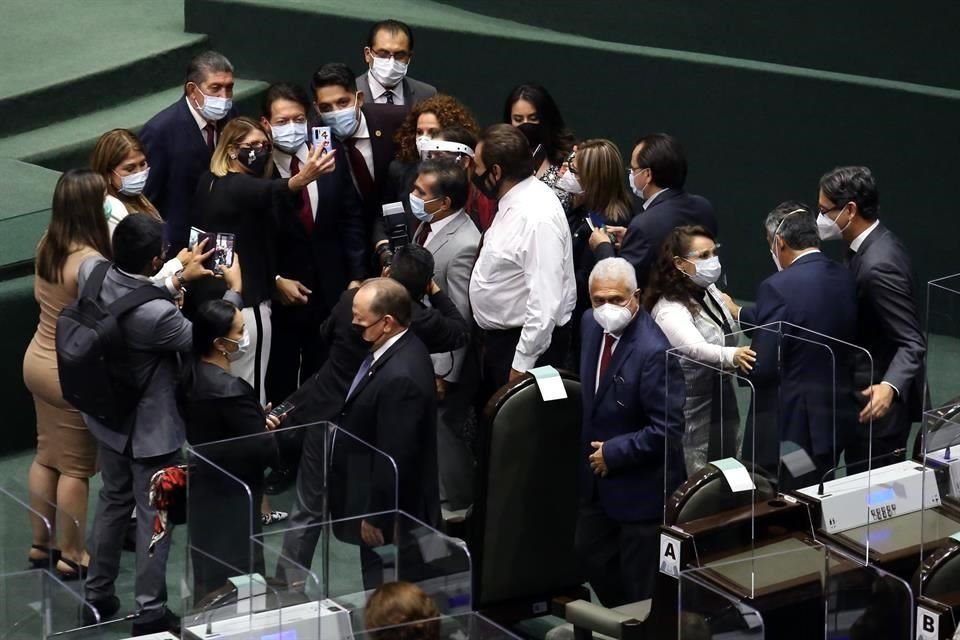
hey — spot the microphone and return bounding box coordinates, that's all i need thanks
[816,447,907,496]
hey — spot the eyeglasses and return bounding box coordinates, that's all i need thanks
[818,204,845,216]
[369,48,411,63]
[626,166,647,175]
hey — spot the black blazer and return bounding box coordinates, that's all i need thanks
[284,287,469,424]
[271,140,367,312]
[336,331,440,527]
[141,97,236,251]
[193,171,297,308]
[848,223,926,427]
[594,189,718,288]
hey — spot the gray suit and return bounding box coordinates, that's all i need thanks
[416,211,479,511]
[355,71,437,107]
[78,257,242,622]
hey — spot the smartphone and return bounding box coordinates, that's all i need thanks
[188,226,204,249]
[584,217,597,231]
[199,232,235,271]
[311,126,331,154]
[268,400,296,419]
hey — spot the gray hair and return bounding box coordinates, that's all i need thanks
[764,201,819,251]
[186,51,234,87]
[589,257,637,292]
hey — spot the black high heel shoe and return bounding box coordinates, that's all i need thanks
[56,557,89,581]
[27,545,61,569]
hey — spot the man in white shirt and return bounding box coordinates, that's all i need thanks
[469,124,577,390]
[355,19,436,107]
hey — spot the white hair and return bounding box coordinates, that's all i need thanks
[589,257,637,292]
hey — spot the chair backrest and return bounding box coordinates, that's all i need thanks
[473,371,584,607]
[914,542,960,597]
[665,462,776,526]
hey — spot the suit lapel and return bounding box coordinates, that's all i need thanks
[402,79,414,106]
[176,97,213,155]
[428,212,467,255]
[583,323,602,408]
[342,333,410,408]
[594,319,640,408]
[849,223,886,273]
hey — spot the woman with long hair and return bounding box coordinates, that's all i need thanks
[643,225,755,474]
[22,169,113,579]
[503,82,577,214]
[90,128,161,230]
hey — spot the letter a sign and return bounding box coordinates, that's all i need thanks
[659,534,680,577]
[916,607,939,640]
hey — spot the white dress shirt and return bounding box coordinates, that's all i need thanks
[652,284,740,368]
[595,333,621,391]
[643,187,669,210]
[271,144,319,221]
[185,96,216,146]
[421,210,461,248]
[470,176,577,371]
[373,329,407,362]
[366,71,404,106]
[850,219,880,253]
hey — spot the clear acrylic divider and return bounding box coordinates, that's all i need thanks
[918,409,960,603]
[925,273,960,409]
[824,553,913,640]
[353,612,520,639]
[0,569,103,638]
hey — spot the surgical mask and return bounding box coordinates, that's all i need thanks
[115,168,149,196]
[415,135,433,155]
[236,146,271,175]
[594,302,635,335]
[556,170,583,195]
[409,192,441,223]
[471,167,501,200]
[194,89,232,122]
[770,208,805,270]
[770,244,783,272]
[222,328,250,362]
[816,209,851,241]
[684,255,722,288]
[627,169,646,199]
[370,56,408,88]
[321,102,360,140]
[271,122,308,153]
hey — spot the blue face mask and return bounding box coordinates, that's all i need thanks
[270,121,308,153]
[114,168,149,196]
[321,99,361,140]
[409,192,442,223]
[193,88,232,122]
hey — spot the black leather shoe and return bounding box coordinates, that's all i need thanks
[81,595,120,626]
[264,467,296,495]
[131,608,180,637]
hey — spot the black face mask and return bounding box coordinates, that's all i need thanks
[351,316,384,344]
[237,146,271,175]
[471,167,501,200]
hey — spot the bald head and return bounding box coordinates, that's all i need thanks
[352,278,412,351]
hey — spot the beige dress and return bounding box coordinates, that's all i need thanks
[22,247,101,478]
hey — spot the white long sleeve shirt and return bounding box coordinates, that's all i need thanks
[469,176,577,371]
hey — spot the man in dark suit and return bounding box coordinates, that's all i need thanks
[140,51,238,252]
[577,257,686,607]
[725,203,859,487]
[817,166,925,466]
[590,133,717,288]
[261,82,367,407]
[356,19,437,108]
[311,63,407,268]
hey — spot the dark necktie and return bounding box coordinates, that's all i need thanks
[346,353,374,400]
[845,248,856,265]
[346,138,376,198]
[203,123,215,153]
[288,156,314,233]
[385,91,395,105]
[416,221,432,246]
[599,334,616,381]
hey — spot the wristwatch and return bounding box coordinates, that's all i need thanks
[175,270,187,289]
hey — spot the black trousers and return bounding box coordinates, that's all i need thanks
[266,299,327,406]
[477,323,572,404]
[842,403,911,475]
[574,500,660,608]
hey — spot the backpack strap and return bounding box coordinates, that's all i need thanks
[80,260,112,301]
[108,281,172,318]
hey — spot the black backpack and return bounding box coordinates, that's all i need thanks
[56,261,170,432]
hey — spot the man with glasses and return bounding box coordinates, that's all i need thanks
[356,19,436,108]
[816,166,925,469]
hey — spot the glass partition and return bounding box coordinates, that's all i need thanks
[918,410,960,603]
[354,612,520,639]
[0,569,101,638]
[926,273,960,409]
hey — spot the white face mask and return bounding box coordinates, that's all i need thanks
[370,56,408,88]
[115,168,150,196]
[222,327,250,362]
[271,121,308,153]
[816,209,851,241]
[594,301,635,335]
[683,255,722,288]
[321,101,361,140]
[556,170,584,195]
[627,169,646,199]
[415,134,433,154]
[770,208,806,271]
[194,88,232,122]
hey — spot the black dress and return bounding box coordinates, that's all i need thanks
[180,361,279,602]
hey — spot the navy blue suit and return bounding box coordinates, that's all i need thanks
[594,189,718,288]
[575,307,686,606]
[740,252,858,483]
[140,97,237,252]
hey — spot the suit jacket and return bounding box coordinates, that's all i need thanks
[740,252,859,461]
[141,97,237,251]
[335,331,440,527]
[271,140,367,312]
[847,223,926,427]
[415,211,480,382]
[594,189,718,288]
[580,308,686,522]
[77,257,243,458]
[285,287,469,423]
[355,72,437,109]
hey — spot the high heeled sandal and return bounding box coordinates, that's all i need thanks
[55,557,88,581]
[27,544,61,569]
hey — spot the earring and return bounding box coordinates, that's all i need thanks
[230,154,237,160]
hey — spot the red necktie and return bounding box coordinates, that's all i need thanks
[203,123,215,153]
[599,334,615,379]
[346,138,376,198]
[289,156,314,234]
[415,222,431,246]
